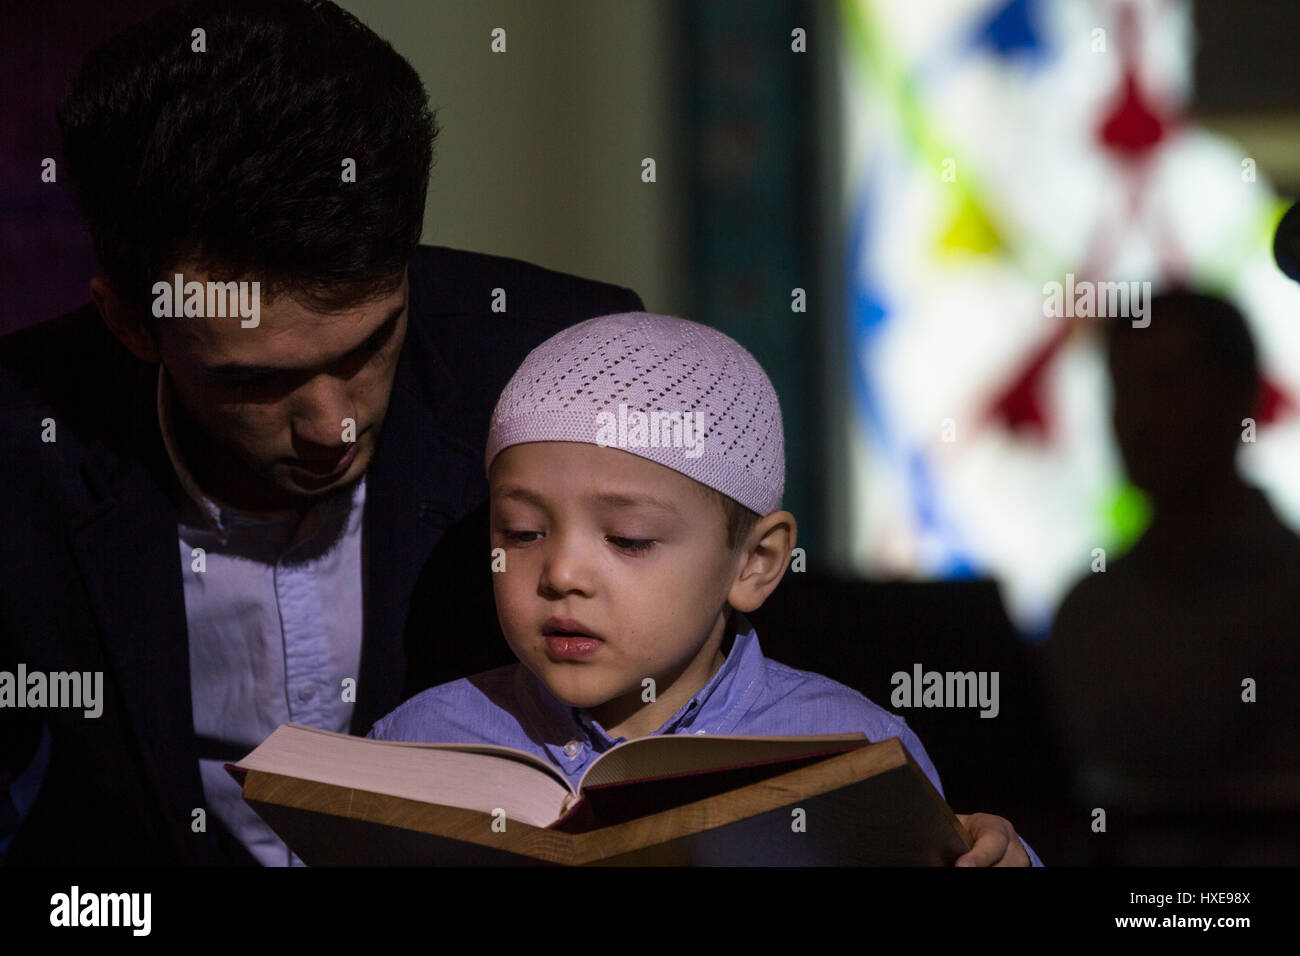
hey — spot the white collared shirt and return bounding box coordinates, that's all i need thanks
[157,367,366,865]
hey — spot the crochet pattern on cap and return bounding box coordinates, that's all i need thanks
[485,312,785,516]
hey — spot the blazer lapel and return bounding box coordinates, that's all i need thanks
[67,360,215,862]
[353,336,481,734]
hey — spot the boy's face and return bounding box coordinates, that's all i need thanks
[489,441,745,733]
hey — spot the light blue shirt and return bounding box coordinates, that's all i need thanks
[159,368,366,866]
[368,613,1044,865]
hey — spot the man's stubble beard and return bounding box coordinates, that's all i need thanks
[173,399,373,512]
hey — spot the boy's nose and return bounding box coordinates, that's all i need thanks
[537,537,595,597]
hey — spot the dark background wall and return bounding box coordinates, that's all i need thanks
[0,2,174,335]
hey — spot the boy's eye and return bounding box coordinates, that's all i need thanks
[607,535,654,553]
[497,530,654,553]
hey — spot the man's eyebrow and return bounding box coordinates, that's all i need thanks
[493,486,682,515]
[202,299,407,379]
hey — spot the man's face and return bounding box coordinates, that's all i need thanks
[157,268,409,504]
[489,441,742,729]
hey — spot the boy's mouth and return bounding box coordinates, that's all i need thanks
[542,617,602,639]
[541,617,605,661]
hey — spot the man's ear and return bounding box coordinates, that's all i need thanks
[727,510,798,614]
[91,276,160,363]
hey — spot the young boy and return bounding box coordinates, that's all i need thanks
[369,312,1042,866]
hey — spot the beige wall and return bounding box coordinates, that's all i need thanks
[339,0,686,315]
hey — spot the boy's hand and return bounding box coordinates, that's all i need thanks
[953,813,1032,866]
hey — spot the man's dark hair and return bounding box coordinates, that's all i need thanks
[57,0,438,318]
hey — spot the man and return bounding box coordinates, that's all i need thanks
[1043,290,1300,865]
[0,0,642,864]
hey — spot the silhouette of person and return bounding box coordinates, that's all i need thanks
[1042,290,1300,865]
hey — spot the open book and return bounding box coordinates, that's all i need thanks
[229,723,973,865]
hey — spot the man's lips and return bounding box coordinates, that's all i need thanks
[286,443,358,476]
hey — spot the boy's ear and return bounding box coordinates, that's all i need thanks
[91,276,160,364]
[727,510,797,614]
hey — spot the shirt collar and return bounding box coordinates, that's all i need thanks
[522,610,769,751]
[155,364,360,542]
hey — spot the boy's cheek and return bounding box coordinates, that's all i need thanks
[491,576,531,627]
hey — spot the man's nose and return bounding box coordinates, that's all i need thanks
[291,375,357,447]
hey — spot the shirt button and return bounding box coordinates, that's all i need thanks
[297,686,316,702]
[563,739,582,757]
[694,729,706,735]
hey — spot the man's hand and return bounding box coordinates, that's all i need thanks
[953,813,1032,866]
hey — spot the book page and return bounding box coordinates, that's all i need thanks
[578,732,870,790]
[235,724,574,828]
